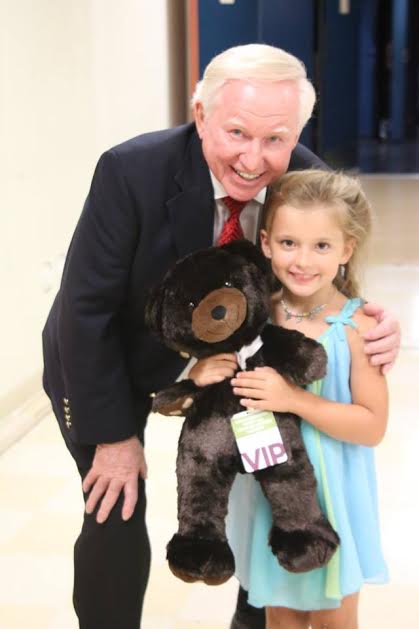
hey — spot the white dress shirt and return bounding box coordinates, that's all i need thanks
[210,172,267,245]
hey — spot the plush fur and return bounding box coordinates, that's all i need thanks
[146,240,339,585]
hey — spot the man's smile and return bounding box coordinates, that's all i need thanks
[232,167,263,181]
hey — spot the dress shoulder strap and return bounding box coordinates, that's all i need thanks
[324,297,364,340]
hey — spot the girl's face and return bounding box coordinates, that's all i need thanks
[260,203,354,301]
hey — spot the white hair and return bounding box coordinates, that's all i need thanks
[191,44,316,132]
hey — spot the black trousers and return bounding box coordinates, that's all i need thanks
[74,482,150,628]
[42,362,150,629]
[62,438,151,629]
[231,586,266,629]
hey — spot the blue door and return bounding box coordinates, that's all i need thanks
[316,0,361,167]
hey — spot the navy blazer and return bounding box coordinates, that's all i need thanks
[42,123,327,446]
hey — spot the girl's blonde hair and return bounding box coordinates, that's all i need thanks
[264,169,373,298]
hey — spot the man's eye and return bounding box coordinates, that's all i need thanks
[230,129,243,137]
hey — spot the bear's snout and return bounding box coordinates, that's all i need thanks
[191,287,247,343]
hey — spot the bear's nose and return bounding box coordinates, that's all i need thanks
[211,305,226,320]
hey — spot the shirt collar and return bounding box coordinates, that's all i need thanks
[209,171,267,205]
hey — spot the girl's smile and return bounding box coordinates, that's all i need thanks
[288,271,318,283]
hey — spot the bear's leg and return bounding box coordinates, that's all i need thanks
[255,415,339,574]
[167,418,238,585]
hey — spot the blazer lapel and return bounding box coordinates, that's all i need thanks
[167,129,214,258]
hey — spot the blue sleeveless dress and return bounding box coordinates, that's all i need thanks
[226,298,388,611]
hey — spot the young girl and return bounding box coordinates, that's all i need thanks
[189,169,389,628]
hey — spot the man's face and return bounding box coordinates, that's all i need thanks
[194,79,301,202]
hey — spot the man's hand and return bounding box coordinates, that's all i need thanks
[82,435,147,524]
[188,353,238,386]
[362,303,401,374]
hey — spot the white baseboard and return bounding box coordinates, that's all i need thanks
[0,385,52,454]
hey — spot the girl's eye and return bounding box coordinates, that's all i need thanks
[317,242,330,251]
[280,239,295,249]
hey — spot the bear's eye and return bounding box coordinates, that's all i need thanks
[188,301,195,310]
[224,281,233,288]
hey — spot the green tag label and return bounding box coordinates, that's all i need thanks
[231,410,277,438]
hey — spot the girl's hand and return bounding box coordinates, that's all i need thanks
[231,367,300,412]
[362,303,401,374]
[188,353,238,387]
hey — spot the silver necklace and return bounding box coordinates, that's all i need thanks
[280,299,327,324]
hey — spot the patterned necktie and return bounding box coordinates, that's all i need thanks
[218,196,246,245]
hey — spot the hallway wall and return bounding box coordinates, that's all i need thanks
[0,0,177,415]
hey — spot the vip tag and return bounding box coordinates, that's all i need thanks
[231,409,288,473]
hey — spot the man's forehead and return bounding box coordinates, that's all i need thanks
[227,115,292,133]
[222,77,297,90]
[213,79,299,119]
[219,78,298,98]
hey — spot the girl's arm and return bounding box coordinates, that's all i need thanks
[232,314,388,447]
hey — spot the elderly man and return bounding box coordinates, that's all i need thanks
[42,44,399,629]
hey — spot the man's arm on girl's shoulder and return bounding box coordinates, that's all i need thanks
[348,311,389,445]
[362,302,401,374]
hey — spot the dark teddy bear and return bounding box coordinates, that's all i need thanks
[145,240,339,586]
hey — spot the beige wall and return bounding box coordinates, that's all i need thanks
[0,0,185,415]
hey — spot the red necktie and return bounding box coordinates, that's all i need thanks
[218,196,246,245]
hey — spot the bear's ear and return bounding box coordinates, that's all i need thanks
[145,282,166,337]
[221,239,270,275]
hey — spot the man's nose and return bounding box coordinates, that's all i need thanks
[240,140,264,172]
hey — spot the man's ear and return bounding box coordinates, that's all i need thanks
[194,101,205,138]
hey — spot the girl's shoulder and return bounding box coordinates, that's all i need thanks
[326,296,374,349]
[329,295,374,334]
[351,306,376,336]
[346,305,377,361]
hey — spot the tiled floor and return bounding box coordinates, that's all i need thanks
[1,175,418,628]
